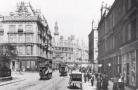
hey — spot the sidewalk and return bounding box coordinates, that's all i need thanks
[109,81,134,90]
[82,80,134,90]
[0,71,39,86]
[0,70,58,86]
[0,72,26,86]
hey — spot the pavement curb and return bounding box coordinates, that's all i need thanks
[0,78,26,86]
[0,76,12,81]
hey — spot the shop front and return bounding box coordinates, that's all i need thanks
[120,41,138,89]
[12,56,41,71]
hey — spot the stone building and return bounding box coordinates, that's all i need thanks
[52,22,74,69]
[88,26,98,72]
[98,0,138,89]
[52,22,88,68]
[74,40,88,64]
[0,2,52,71]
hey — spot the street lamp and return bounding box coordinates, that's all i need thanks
[108,63,111,67]
[98,64,102,73]
[108,63,111,79]
[98,64,102,67]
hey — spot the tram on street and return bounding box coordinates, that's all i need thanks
[68,71,83,89]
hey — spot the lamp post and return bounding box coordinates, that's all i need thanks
[108,63,111,79]
[98,64,102,73]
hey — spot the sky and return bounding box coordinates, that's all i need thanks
[0,0,115,45]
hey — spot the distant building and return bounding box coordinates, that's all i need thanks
[88,26,98,72]
[75,40,88,64]
[98,0,138,89]
[0,2,52,71]
[52,22,88,68]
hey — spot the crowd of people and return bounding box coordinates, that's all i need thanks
[83,72,109,90]
[83,71,125,90]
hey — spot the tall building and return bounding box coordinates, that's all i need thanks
[0,2,52,71]
[88,25,98,72]
[98,0,138,89]
[52,22,74,68]
[52,22,88,68]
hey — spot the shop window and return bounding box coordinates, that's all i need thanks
[27,61,31,69]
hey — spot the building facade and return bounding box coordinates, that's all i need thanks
[52,22,88,69]
[98,0,138,89]
[0,2,52,71]
[88,27,98,72]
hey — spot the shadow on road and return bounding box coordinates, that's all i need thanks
[67,85,81,89]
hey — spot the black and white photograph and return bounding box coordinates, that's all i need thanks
[0,0,137,90]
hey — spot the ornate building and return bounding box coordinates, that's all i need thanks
[0,2,52,71]
[98,0,138,89]
[52,22,88,69]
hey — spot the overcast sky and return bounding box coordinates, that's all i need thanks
[0,0,114,45]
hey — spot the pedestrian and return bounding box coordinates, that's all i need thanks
[84,73,87,83]
[87,72,91,81]
[113,75,120,90]
[97,74,102,90]
[95,73,98,79]
[91,73,95,86]
[102,74,109,90]
[118,75,125,90]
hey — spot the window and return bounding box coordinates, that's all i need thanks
[18,46,25,55]
[0,36,3,43]
[26,46,33,55]
[0,25,4,35]
[0,31,4,35]
[131,19,136,40]
[8,34,17,43]
[122,26,126,43]
[18,25,23,33]
[128,23,131,41]
[25,34,33,43]
[25,25,33,32]
[18,34,24,43]
[9,25,16,32]
[128,0,131,9]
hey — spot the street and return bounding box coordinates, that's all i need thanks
[0,71,83,90]
[0,71,133,90]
